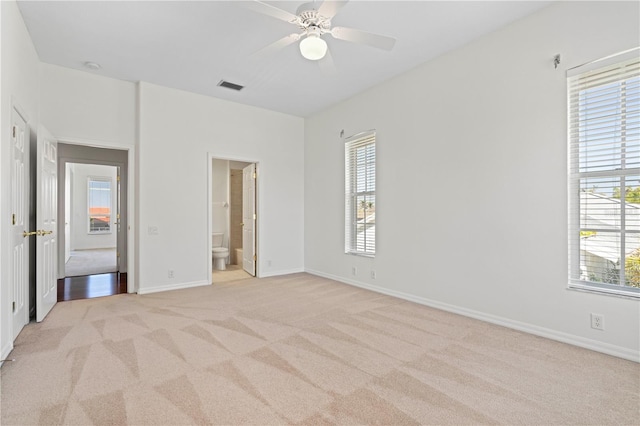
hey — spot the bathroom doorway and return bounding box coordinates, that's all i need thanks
[209,156,257,283]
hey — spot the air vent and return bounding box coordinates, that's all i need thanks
[217,80,244,91]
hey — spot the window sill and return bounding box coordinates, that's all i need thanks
[345,251,375,259]
[567,283,640,300]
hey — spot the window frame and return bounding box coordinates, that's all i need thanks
[345,130,376,257]
[567,49,640,298]
[87,176,112,235]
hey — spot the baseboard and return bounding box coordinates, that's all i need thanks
[305,269,639,363]
[259,267,305,278]
[137,279,210,295]
[1,341,14,366]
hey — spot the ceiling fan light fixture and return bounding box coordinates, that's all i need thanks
[299,33,327,61]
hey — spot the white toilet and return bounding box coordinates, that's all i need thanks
[212,233,229,270]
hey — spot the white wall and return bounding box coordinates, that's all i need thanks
[69,163,118,250]
[304,1,640,361]
[39,62,137,286]
[37,50,305,295]
[0,0,40,360]
[211,158,230,239]
[138,82,304,293]
[39,63,136,146]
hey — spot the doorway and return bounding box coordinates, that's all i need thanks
[209,157,257,283]
[56,144,129,301]
[64,163,118,277]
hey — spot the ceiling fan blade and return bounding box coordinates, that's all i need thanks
[252,33,301,59]
[318,48,338,75]
[317,1,349,19]
[243,1,299,24]
[330,26,396,51]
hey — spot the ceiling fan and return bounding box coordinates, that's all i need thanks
[245,0,396,62]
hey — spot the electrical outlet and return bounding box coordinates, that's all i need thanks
[352,266,357,275]
[371,270,376,279]
[168,270,174,279]
[148,226,159,235]
[267,260,272,267]
[591,313,604,330]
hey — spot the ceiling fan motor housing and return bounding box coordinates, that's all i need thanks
[296,3,332,34]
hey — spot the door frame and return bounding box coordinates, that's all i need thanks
[63,162,120,276]
[207,153,260,282]
[55,138,137,293]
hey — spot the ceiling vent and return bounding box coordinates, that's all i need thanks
[217,80,244,91]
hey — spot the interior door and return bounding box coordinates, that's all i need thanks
[242,164,256,276]
[36,126,58,322]
[11,107,29,339]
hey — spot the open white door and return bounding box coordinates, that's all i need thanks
[10,107,29,339]
[36,126,58,322]
[242,164,256,276]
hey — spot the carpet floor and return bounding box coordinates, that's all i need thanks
[1,273,638,425]
[65,248,117,277]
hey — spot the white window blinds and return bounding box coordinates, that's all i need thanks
[568,51,640,297]
[345,131,376,256]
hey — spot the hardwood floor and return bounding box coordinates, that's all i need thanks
[57,273,127,302]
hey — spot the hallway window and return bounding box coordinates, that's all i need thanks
[88,177,111,233]
[345,131,376,256]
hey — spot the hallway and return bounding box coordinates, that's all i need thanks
[57,273,127,302]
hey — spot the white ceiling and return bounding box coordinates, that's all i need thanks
[17,1,551,117]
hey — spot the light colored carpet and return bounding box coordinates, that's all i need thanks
[1,273,638,425]
[65,248,117,277]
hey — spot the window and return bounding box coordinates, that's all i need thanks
[88,177,112,234]
[345,131,376,256]
[568,51,640,297]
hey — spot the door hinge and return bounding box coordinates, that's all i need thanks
[116,251,120,258]
[12,302,15,313]
[253,254,257,261]
[117,175,120,182]
[253,171,257,179]
[117,213,120,220]
[12,214,16,225]
[12,126,16,138]
[253,213,256,220]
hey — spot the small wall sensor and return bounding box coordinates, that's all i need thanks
[83,61,101,70]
